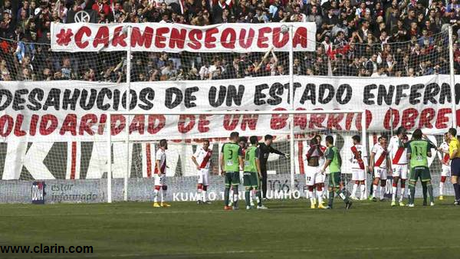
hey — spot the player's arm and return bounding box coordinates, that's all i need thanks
[268,145,285,156]
[406,141,412,160]
[369,148,375,172]
[191,152,200,170]
[238,147,244,171]
[450,141,458,160]
[220,144,225,175]
[320,149,333,173]
[255,148,262,178]
[155,159,161,174]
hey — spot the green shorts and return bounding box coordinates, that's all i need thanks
[328,172,341,188]
[225,171,240,186]
[243,171,260,188]
[410,167,431,182]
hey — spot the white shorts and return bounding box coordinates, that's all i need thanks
[154,174,166,186]
[442,165,451,177]
[305,166,324,186]
[198,169,210,186]
[352,168,365,181]
[392,164,408,179]
[374,167,387,180]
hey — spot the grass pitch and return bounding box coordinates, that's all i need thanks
[0,198,459,259]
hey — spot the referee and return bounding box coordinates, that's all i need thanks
[447,128,460,205]
[258,135,289,199]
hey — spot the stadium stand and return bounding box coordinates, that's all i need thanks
[0,0,456,82]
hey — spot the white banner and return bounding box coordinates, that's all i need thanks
[50,22,316,53]
[0,75,457,142]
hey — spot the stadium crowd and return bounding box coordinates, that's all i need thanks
[0,0,459,81]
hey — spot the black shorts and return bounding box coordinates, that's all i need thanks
[451,158,460,176]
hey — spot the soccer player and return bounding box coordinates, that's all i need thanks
[447,128,460,205]
[406,129,436,207]
[388,127,409,207]
[305,136,326,209]
[350,135,367,200]
[191,139,213,204]
[369,135,391,201]
[228,136,248,207]
[243,136,267,210]
[258,135,289,199]
[320,135,352,209]
[221,132,244,210]
[437,133,450,200]
[153,139,170,208]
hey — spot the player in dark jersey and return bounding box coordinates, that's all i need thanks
[258,135,289,199]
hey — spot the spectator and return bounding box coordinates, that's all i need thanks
[0,0,454,81]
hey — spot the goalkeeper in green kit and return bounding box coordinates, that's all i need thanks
[406,129,436,207]
[320,136,353,210]
[243,136,267,210]
[221,132,244,211]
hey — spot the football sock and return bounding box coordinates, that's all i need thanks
[380,185,385,199]
[409,182,416,204]
[427,182,434,203]
[328,190,334,207]
[317,186,324,205]
[351,183,358,197]
[360,184,366,199]
[153,189,159,203]
[422,182,428,203]
[245,189,250,206]
[256,190,262,206]
[372,184,378,197]
[232,186,239,206]
[336,189,349,204]
[440,182,444,196]
[224,187,230,206]
[392,185,397,202]
[309,190,315,205]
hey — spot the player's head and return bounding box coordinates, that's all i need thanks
[352,135,361,145]
[315,134,322,144]
[412,129,423,140]
[310,137,318,146]
[265,134,274,145]
[250,136,258,145]
[325,135,334,146]
[444,132,449,142]
[239,136,248,149]
[202,139,210,149]
[230,131,239,142]
[378,135,388,146]
[448,128,457,140]
[396,126,407,137]
[159,139,168,150]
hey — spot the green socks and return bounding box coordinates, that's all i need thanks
[245,190,250,207]
[224,187,230,206]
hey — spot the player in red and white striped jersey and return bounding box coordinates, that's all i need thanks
[388,127,409,207]
[305,136,327,209]
[153,139,170,208]
[349,135,368,200]
[369,135,391,201]
[437,133,451,200]
[192,140,213,204]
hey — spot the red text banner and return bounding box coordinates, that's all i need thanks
[50,23,317,53]
[0,75,457,142]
